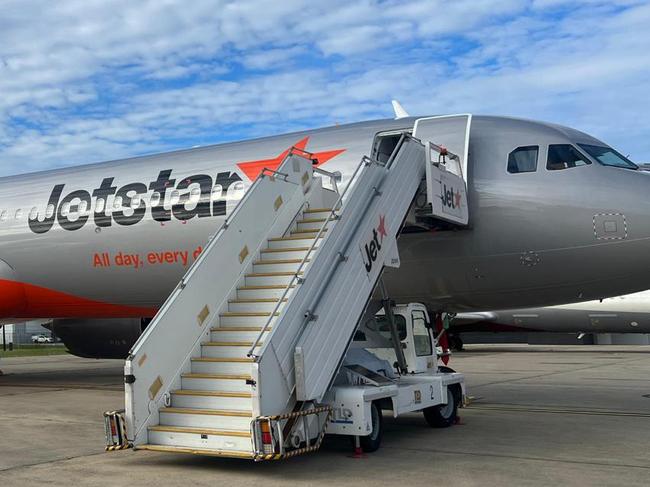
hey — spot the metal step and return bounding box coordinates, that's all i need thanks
[252,259,305,273]
[244,272,299,286]
[228,298,286,313]
[147,425,252,452]
[266,235,321,249]
[180,373,252,392]
[171,390,252,410]
[236,285,295,300]
[201,342,259,359]
[219,312,279,327]
[159,407,252,430]
[295,218,329,232]
[259,247,310,261]
[210,327,270,343]
[291,227,327,235]
[303,208,335,220]
[136,443,253,459]
[191,357,254,375]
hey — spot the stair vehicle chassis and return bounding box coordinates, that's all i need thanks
[324,303,465,453]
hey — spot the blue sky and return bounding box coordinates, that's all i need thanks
[0,0,648,177]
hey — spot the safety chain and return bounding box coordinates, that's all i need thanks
[254,406,332,461]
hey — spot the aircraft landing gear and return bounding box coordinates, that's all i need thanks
[449,334,464,351]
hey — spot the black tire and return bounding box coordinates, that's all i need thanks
[359,402,383,452]
[438,365,456,374]
[449,335,464,351]
[423,385,459,428]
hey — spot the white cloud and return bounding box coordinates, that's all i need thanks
[0,0,649,176]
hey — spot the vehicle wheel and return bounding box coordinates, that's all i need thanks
[357,402,383,452]
[423,385,458,428]
[449,335,464,351]
[438,365,456,374]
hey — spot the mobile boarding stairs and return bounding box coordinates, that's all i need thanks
[105,116,471,460]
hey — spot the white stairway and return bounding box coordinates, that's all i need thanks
[139,208,332,458]
[120,134,449,460]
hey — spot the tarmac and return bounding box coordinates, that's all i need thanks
[1,345,649,486]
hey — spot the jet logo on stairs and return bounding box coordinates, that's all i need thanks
[362,214,388,273]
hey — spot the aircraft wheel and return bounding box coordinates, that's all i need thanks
[423,385,459,428]
[355,402,383,452]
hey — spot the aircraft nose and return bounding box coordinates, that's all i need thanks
[568,167,650,300]
[609,169,650,263]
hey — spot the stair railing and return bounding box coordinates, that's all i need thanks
[247,153,374,359]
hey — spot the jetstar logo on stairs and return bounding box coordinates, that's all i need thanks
[362,214,388,273]
[441,183,462,210]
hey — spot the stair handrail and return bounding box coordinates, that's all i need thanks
[133,164,290,350]
[274,134,412,372]
[247,152,374,359]
[126,145,318,443]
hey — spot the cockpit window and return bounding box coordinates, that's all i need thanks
[577,144,638,170]
[546,144,591,171]
[508,146,538,174]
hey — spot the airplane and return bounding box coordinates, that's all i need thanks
[0,109,648,359]
[448,290,650,350]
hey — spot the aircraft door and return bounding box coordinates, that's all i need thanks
[414,115,471,226]
[413,114,472,182]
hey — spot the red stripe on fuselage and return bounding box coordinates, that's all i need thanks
[0,279,157,319]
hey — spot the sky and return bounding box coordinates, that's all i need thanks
[0,0,648,177]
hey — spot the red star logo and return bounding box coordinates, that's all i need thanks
[377,214,387,242]
[236,136,346,181]
[454,190,462,208]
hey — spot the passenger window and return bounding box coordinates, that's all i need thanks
[547,144,591,171]
[507,146,538,173]
[412,310,432,357]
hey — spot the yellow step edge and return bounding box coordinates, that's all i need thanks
[229,298,287,303]
[245,272,302,277]
[297,218,328,223]
[181,373,252,380]
[303,208,334,213]
[220,312,280,317]
[148,425,251,438]
[260,247,310,253]
[253,258,308,264]
[172,390,252,398]
[191,357,254,362]
[202,341,260,347]
[237,284,295,290]
[291,228,327,234]
[161,407,252,417]
[267,235,324,241]
[136,444,254,459]
[209,327,268,332]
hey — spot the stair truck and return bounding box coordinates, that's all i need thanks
[104,115,471,461]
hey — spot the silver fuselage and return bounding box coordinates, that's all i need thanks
[1,115,649,319]
[454,291,650,334]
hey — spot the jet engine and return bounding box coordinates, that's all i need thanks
[46,318,151,359]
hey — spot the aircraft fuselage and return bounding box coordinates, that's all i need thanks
[1,115,649,319]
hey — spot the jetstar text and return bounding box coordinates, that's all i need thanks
[29,170,243,234]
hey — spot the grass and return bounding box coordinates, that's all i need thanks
[0,344,69,358]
